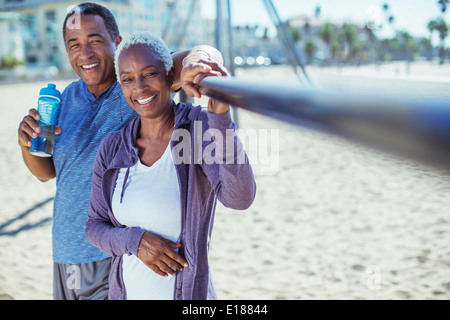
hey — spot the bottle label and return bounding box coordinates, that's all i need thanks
[37,96,59,125]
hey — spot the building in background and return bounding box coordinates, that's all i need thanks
[0,11,25,63]
[0,0,212,77]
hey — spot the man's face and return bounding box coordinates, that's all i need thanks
[64,14,121,97]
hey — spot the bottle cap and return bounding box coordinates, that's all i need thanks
[39,83,61,99]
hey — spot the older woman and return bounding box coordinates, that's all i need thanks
[85,32,256,300]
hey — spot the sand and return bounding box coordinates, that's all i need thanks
[1,62,450,300]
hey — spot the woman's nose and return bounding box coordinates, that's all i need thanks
[134,76,148,91]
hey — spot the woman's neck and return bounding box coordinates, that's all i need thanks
[139,103,175,141]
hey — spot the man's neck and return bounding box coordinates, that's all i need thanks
[87,79,116,97]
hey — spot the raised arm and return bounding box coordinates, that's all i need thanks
[200,109,257,211]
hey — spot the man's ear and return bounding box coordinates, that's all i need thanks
[167,67,175,86]
[115,35,122,47]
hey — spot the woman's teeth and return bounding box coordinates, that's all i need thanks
[137,96,155,104]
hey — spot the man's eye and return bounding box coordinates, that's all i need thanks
[145,72,157,77]
[121,78,131,83]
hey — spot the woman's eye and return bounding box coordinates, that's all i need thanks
[145,72,157,77]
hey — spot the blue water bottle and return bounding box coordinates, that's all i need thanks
[29,83,61,157]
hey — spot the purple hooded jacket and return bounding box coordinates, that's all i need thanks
[86,102,256,300]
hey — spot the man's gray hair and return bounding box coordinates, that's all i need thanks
[115,32,174,83]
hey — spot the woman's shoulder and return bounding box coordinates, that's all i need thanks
[175,102,208,121]
[101,129,122,147]
[98,118,135,155]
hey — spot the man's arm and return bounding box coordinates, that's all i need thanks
[171,45,228,98]
[18,109,59,182]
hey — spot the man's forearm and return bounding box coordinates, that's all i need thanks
[20,145,56,182]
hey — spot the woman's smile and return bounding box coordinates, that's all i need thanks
[136,95,156,106]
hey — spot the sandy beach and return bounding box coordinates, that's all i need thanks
[1,61,450,300]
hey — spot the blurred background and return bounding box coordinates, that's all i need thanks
[1,1,450,300]
[0,0,448,81]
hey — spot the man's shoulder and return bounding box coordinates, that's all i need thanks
[103,117,136,145]
[97,118,136,161]
[60,79,86,102]
[62,78,84,93]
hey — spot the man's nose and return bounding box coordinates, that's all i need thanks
[80,43,94,59]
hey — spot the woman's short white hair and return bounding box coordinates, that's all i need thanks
[115,32,174,83]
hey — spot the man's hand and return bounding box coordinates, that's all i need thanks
[18,108,60,182]
[18,108,61,148]
[180,47,229,99]
[137,232,188,277]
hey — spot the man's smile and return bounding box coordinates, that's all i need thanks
[81,62,100,72]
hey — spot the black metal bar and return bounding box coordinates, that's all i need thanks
[199,76,450,171]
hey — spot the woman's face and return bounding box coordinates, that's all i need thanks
[118,44,173,119]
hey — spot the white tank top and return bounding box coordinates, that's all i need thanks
[112,144,181,300]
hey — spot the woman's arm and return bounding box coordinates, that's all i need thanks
[200,109,257,211]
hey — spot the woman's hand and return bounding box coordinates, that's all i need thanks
[205,92,230,114]
[137,232,188,277]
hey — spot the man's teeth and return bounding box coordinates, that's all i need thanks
[82,63,99,69]
[137,96,155,104]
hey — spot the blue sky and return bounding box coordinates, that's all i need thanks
[201,0,446,40]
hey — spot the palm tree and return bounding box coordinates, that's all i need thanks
[314,5,321,18]
[398,31,418,61]
[319,23,334,60]
[427,18,449,64]
[289,26,301,42]
[419,38,433,60]
[365,25,379,62]
[438,0,449,13]
[304,39,316,64]
[343,23,357,58]
[382,2,395,34]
